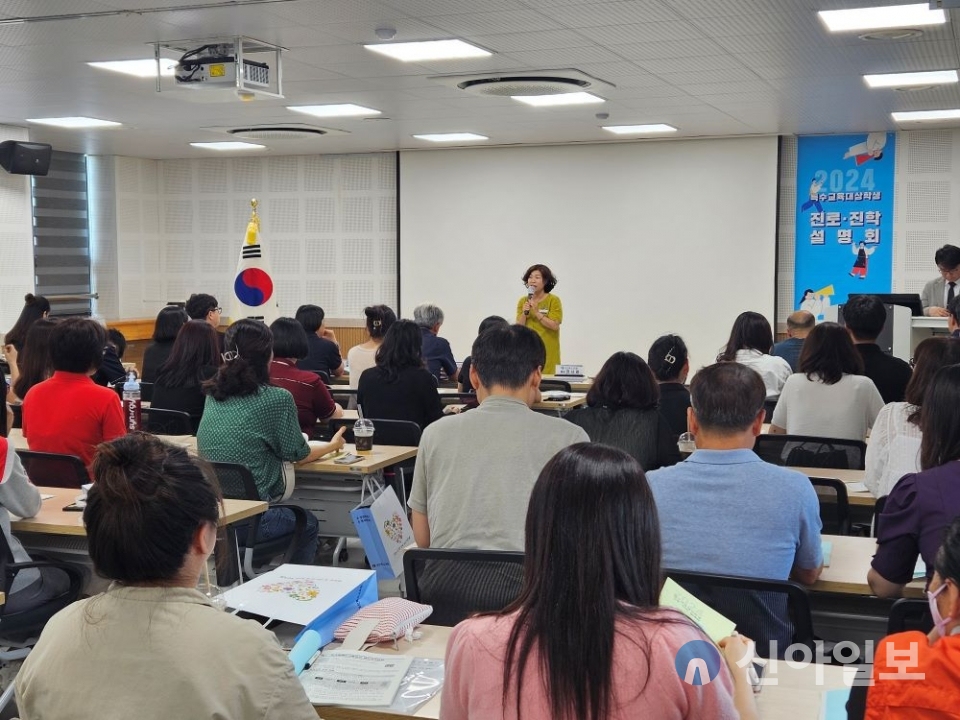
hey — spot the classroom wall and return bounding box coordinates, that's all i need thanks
[776,129,960,322]
[400,137,780,375]
[91,152,398,322]
[0,126,37,336]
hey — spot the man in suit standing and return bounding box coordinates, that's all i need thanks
[921,244,960,317]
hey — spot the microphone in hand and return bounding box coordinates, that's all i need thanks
[524,285,534,315]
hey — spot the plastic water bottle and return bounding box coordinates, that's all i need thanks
[122,370,141,432]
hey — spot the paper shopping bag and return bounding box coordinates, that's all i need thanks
[351,485,413,581]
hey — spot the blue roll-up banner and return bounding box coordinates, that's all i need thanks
[794,133,896,318]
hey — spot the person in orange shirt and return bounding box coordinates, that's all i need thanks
[855,516,960,718]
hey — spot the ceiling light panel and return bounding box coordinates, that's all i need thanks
[88,59,178,78]
[287,104,381,118]
[602,124,678,134]
[891,108,960,121]
[26,117,121,128]
[413,133,488,142]
[512,92,605,106]
[364,39,491,62]
[818,3,946,32]
[189,141,266,150]
[864,70,958,87]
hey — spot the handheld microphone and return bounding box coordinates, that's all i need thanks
[524,285,534,315]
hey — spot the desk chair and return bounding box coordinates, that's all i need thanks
[664,569,815,660]
[887,598,932,635]
[15,450,90,489]
[808,477,851,535]
[328,418,420,505]
[540,379,571,392]
[439,392,476,407]
[143,407,193,435]
[754,434,866,470]
[0,526,83,713]
[403,548,524,627]
[328,387,357,409]
[763,399,778,424]
[8,404,20,431]
[208,462,311,580]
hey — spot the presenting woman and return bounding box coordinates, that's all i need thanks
[516,264,562,374]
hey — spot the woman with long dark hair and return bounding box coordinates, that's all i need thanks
[15,433,318,719]
[357,319,445,429]
[347,305,397,390]
[769,322,883,441]
[151,320,222,433]
[647,333,691,437]
[869,364,960,598]
[866,337,960,497]
[718,311,791,400]
[10,318,58,401]
[141,305,189,383]
[4,294,50,353]
[441,443,755,720]
[197,319,345,565]
[565,352,680,469]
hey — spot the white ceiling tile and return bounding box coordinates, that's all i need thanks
[501,45,625,66]
[269,0,411,25]
[382,0,526,14]
[538,1,681,26]
[656,68,767,85]
[576,21,708,45]
[663,0,816,18]
[614,38,731,60]
[637,54,750,75]
[319,18,451,43]
[429,9,565,36]
[466,29,596,52]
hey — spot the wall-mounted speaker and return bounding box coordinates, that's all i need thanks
[0,141,52,176]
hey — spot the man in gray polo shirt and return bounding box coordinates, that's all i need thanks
[409,324,587,551]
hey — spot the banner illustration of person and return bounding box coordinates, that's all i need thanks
[794,133,895,311]
[229,198,280,324]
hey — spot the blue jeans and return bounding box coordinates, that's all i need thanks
[236,506,319,566]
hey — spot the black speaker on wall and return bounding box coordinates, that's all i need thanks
[0,141,52,176]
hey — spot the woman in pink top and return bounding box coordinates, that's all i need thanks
[440,443,758,720]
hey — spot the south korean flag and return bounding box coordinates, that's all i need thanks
[230,199,280,324]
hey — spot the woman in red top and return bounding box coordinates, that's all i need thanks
[268,318,342,436]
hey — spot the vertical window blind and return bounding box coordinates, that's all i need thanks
[31,151,91,316]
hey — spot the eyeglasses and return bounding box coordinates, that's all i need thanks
[212,306,223,313]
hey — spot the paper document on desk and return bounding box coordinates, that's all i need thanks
[822,540,833,567]
[660,578,736,643]
[300,650,412,706]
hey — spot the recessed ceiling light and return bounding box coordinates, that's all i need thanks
[364,39,491,62]
[512,92,605,107]
[818,3,945,32]
[602,124,678,135]
[26,116,121,128]
[412,133,488,142]
[864,70,958,88]
[88,58,178,78]
[287,104,381,118]
[189,141,266,150]
[891,109,960,122]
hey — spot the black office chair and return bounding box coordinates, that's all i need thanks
[808,477,852,535]
[887,598,932,635]
[328,418,421,504]
[664,569,815,660]
[763,399,778,424]
[754,434,867,470]
[873,495,888,538]
[0,523,84,712]
[404,548,525,627]
[540,379,572,392]
[329,387,357,409]
[143,407,193,435]
[16,450,90,489]
[208,461,312,580]
[9,403,22,430]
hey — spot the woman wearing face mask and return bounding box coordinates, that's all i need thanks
[847,515,960,718]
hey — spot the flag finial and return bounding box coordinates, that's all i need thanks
[245,199,260,246]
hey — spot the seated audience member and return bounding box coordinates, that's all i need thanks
[295,304,343,378]
[848,516,960,718]
[269,318,341,435]
[647,334,692,438]
[9,318,57,401]
[565,352,680,470]
[865,337,960,498]
[842,294,912,404]
[15,433,317,720]
[197,320,345,565]
[409,325,587,551]
[647,362,823,653]
[458,316,509,394]
[772,310,815,372]
[92,327,127,387]
[141,305,189,383]
[869,364,960,598]
[442,443,752,720]
[185,293,222,329]
[413,303,458,384]
[21,318,125,468]
[347,305,397,390]
[949,296,960,338]
[151,320,221,434]
[770,322,884,441]
[717,311,792,400]
[357,320,446,430]
[3,293,50,354]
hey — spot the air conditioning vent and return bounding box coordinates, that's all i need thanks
[432,68,615,97]
[229,127,329,140]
